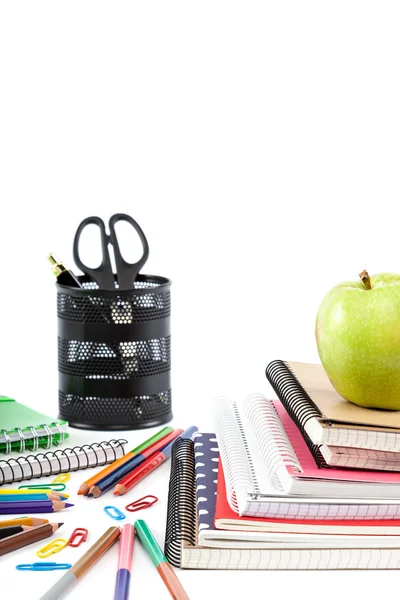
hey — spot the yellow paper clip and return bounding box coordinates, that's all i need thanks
[36,538,68,558]
[52,474,70,484]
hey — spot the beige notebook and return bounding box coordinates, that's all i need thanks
[266,360,400,451]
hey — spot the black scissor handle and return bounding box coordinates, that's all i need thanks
[73,216,116,290]
[108,213,150,289]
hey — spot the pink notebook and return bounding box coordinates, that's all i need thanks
[271,397,400,495]
[244,395,400,503]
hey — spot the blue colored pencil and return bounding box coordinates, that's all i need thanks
[88,429,185,497]
[0,494,68,502]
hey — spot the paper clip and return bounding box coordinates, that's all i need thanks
[52,474,70,484]
[36,538,68,558]
[104,506,126,521]
[125,495,158,512]
[67,528,88,547]
[16,562,71,571]
[18,483,67,492]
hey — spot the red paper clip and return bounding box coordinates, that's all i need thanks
[67,528,88,547]
[125,495,158,512]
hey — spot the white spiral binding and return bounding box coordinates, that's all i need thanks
[243,393,302,492]
[0,423,66,455]
[213,396,255,514]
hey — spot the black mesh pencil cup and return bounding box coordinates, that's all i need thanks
[57,274,172,429]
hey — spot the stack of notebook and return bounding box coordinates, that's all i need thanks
[164,360,400,570]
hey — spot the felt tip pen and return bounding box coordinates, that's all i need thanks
[47,254,82,288]
[134,520,190,600]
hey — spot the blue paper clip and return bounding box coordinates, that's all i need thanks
[104,505,126,521]
[16,562,71,571]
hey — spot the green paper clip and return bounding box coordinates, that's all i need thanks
[18,483,66,492]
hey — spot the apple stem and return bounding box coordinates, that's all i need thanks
[359,270,372,290]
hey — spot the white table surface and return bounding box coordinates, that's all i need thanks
[1,420,399,600]
[2,0,400,597]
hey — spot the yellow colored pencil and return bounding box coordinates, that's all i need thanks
[0,489,69,498]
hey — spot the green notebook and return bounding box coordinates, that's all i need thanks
[0,396,69,454]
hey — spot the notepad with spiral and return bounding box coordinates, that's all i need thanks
[191,434,400,547]
[0,439,127,485]
[0,397,69,454]
[265,360,400,452]
[164,438,400,570]
[214,394,400,517]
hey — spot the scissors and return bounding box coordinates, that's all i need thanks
[73,213,149,290]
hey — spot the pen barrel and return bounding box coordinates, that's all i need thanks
[72,527,121,579]
[114,569,131,600]
[39,570,76,600]
[56,274,173,430]
[157,562,190,600]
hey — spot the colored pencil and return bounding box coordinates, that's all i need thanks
[78,427,173,495]
[0,522,62,557]
[0,493,67,502]
[0,501,73,514]
[134,520,189,600]
[0,517,49,528]
[0,525,32,540]
[114,426,198,496]
[89,429,183,498]
[114,524,135,600]
[39,526,121,600]
[0,489,65,495]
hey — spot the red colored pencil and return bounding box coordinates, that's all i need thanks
[89,429,184,498]
[114,426,198,496]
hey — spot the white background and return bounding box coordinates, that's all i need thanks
[1,1,400,598]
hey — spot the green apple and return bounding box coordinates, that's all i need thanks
[316,271,400,410]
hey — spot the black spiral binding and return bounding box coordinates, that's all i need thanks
[0,439,127,485]
[265,360,329,469]
[164,438,197,568]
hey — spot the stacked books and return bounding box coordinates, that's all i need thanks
[164,360,400,570]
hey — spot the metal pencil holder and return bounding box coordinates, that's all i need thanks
[56,274,172,429]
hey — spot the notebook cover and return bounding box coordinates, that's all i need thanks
[214,462,400,531]
[287,361,400,429]
[193,433,219,536]
[274,399,400,484]
[0,399,67,431]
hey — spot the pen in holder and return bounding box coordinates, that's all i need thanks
[55,214,172,430]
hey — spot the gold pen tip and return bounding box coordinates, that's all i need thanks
[47,253,59,266]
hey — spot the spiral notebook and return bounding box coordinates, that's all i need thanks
[0,439,127,485]
[320,445,400,470]
[194,433,400,546]
[215,461,400,535]
[0,397,68,454]
[266,360,400,452]
[165,438,400,570]
[214,395,400,517]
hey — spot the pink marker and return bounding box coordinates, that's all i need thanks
[114,523,135,600]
